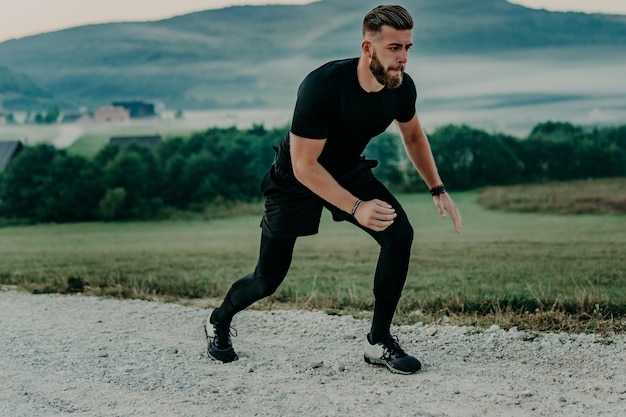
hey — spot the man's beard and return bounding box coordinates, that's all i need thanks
[369,50,404,89]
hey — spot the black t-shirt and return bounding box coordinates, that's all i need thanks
[277,57,417,178]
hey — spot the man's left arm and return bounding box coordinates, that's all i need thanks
[396,114,462,233]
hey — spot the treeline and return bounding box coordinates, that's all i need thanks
[363,121,626,193]
[1,121,625,223]
[0,125,279,222]
[399,122,626,192]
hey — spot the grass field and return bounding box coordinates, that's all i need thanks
[479,178,626,214]
[1,190,625,334]
[0,188,626,332]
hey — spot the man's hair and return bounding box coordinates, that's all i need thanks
[363,5,413,37]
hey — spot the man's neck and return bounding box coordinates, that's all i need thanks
[357,56,384,93]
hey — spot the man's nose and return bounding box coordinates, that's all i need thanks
[398,50,408,64]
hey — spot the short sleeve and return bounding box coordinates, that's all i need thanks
[395,73,417,123]
[290,71,334,139]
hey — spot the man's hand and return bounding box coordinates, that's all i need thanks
[433,193,462,233]
[354,199,397,232]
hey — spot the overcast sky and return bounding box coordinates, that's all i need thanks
[1,0,625,43]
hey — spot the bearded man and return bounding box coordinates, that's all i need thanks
[205,4,461,375]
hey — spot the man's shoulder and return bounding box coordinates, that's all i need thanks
[304,58,357,84]
[315,58,357,73]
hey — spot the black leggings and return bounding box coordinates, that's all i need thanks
[214,195,414,342]
[215,234,297,324]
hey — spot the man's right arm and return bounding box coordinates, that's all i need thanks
[289,132,397,232]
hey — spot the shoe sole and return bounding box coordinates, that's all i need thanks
[207,348,238,363]
[363,354,417,375]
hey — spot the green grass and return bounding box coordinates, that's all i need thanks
[479,178,626,214]
[66,127,197,158]
[1,191,625,334]
[65,133,112,157]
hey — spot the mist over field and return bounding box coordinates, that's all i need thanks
[412,48,626,135]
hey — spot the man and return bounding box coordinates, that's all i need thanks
[205,4,462,375]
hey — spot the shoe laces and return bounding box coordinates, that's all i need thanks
[213,322,237,348]
[380,334,407,358]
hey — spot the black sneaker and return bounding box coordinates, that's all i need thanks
[364,333,421,374]
[205,309,238,363]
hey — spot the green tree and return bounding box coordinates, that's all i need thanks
[528,121,583,140]
[98,187,127,220]
[595,126,626,176]
[600,125,626,152]
[427,125,523,190]
[0,144,57,219]
[364,132,404,188]
[157,137,188,207]
[157,126,280,207]
[99,144,164,219]
[0,144,103,222]
[40,154,103,221]
[181,150,219,204]
[521,121,583,180]
[43,104,60,124]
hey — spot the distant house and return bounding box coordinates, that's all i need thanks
[109,135,161,151]
[111,101,158,119]
[94,106,130,123]
[0,141,24,171]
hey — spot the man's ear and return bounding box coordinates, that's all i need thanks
[361,40,373,57]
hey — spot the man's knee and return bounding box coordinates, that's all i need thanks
[382,221,414,250]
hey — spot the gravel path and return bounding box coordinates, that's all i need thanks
[1,289,625,417]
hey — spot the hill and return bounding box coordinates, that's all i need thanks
[0,0,625,116]
[0,66,54,110]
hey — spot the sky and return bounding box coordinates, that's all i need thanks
[1,0,626,43]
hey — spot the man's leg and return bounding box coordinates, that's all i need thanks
[213,233,296,323]
[367,212,413,341]
[333,169,413,339]
[206,233,297,362]
[341,190,414,341]
[331,168,421,373]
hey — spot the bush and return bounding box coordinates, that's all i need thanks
[99,187,127,220]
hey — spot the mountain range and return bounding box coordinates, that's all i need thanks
[0,0,625,131]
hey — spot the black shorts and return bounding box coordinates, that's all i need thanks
[260,158,405,239]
